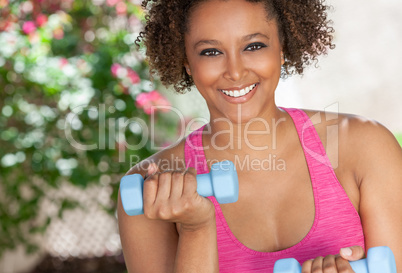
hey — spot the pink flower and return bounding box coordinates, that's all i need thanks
[36,14,48,27]
[106,0,121,7]
[116,2,127,15]
[59,58,69,68]
[22,21,36,34]
[110,63,121,77]
[53,28,64,39]
[111,64,141,83]
[127,69,140,84]
[135,90,171,115]
[135,93,150,109]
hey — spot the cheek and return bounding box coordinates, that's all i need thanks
[191,59,223,89]
[246,53,281,78]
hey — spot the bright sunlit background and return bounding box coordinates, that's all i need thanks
[0,0,401,273]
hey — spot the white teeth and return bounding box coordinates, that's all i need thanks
[220,83,257,98]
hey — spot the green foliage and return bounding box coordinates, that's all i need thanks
[396,133,402,147]
[0,0,177,257]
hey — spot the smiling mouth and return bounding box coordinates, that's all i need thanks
[219,83,258,98]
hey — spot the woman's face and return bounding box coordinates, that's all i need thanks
[184,0,284,123]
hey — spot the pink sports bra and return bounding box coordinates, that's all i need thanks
[184,107,365,272]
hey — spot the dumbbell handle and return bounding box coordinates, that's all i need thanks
[273,246,397,273]
[120,160,239,216]
[197,172,215,197]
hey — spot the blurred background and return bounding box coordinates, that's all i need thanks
[0,0,401,273]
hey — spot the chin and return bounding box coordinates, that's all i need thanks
[222,107,265,125]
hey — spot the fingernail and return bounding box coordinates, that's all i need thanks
[341,247,352,257]
[147,163,155,173]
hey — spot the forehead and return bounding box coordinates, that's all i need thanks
[185,0,277,43]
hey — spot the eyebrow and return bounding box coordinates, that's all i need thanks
[243,32,270,42]
[193,32,270,50]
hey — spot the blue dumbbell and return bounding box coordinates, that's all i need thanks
[120,160,239,216]
[273,246,397,273]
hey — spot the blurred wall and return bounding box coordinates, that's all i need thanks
[276,0,402,133]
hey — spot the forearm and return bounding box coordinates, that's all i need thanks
[174,219,219,273]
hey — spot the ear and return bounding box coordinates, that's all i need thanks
[280,51,285,65]
[184,63,191,76]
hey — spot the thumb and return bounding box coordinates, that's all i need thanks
[339,246,365,261]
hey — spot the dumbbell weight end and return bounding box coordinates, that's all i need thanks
[120,173,144,216]
[349,246,397,273]
[197,160,239,204]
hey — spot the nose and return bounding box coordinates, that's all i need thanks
[223,52,248,82]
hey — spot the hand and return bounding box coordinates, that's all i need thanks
[301,246,365,272]
[142,163,215,232]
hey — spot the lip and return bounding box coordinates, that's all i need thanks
[218,83,259,104]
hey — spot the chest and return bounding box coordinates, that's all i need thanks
[213,143,360,252]
[218,155,316,252]
[200,121,361,252]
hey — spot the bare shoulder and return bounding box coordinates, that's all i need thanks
[338,114,402,183]
[300,108,371,139]
[125,136,187,177]
[301,108,398,145]
[302,108,402,178]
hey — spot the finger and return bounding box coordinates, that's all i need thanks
[143,172,159,213]
[185,167,197,176]
[146,162,159,177]
[311,256,324,272]
[155,171,173,201]
[335,255,354,272]
[170,170,185,199]
[301,259,313,273]
[322,255,336,272]
[182,168,198,197]
[339,246,365,261]
[143,163,161,207]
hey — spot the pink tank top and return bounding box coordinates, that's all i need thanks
[184,107,365,272]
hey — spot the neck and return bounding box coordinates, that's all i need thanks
[205,106,288,155]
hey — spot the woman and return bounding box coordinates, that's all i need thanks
[118,0,402,272]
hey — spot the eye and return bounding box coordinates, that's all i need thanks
[200,49,222,56]
[245,42,267,51]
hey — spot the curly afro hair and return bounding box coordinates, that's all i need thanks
[136,0,335,93]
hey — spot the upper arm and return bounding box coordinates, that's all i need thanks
[350,118,402,270]
[118,140,186,273]
[118,189,178,273]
